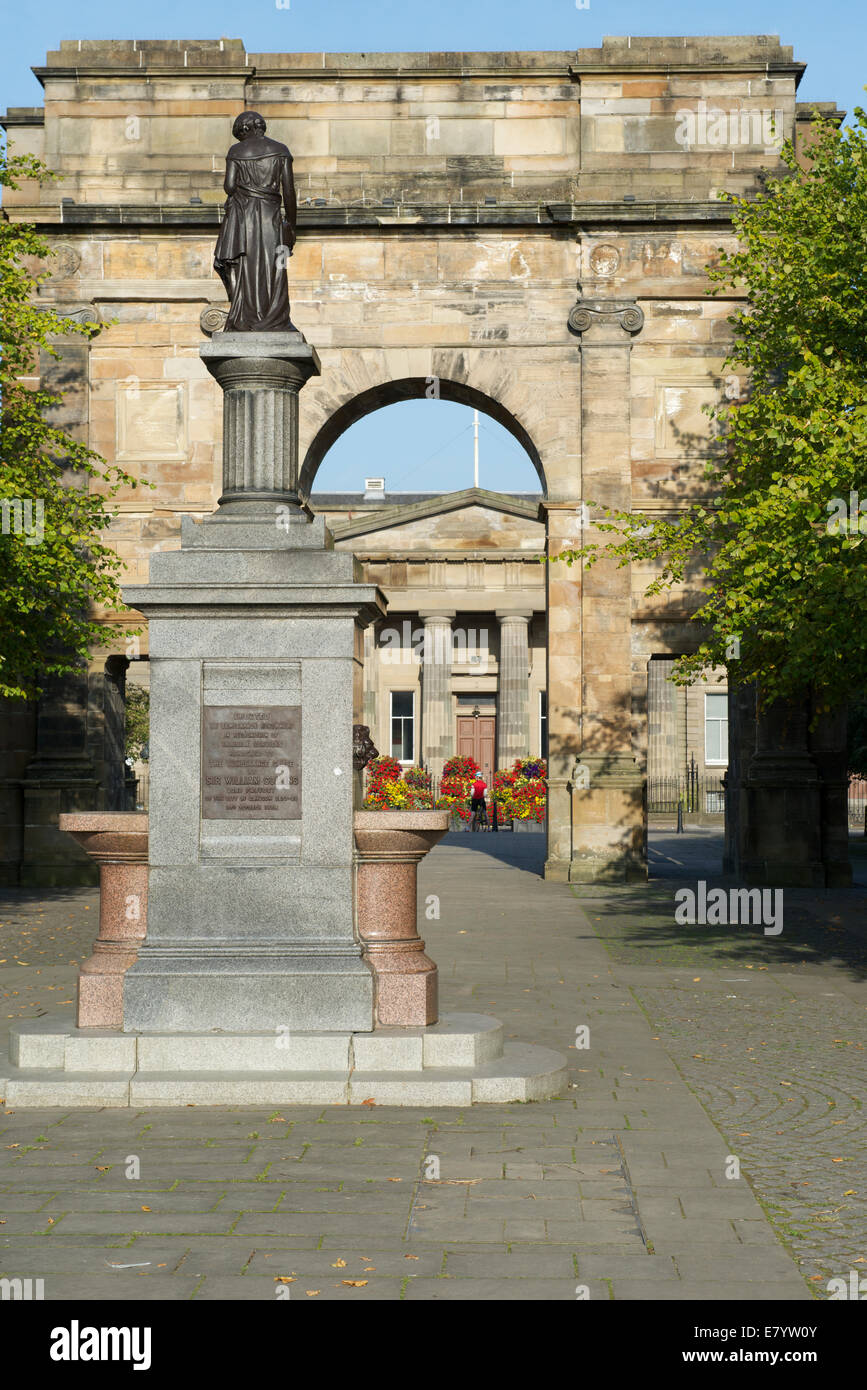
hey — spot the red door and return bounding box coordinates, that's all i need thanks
[456,716,496,785]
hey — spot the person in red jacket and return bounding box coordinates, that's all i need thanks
[470,775,488,827]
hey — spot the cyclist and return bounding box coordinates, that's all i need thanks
[470,774,488,831]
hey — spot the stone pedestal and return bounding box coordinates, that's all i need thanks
[728,689,851,888]
[58,813,148,1027]
[121,332,386,1034]
[354,810,449,1025]
[740,698,824,887]
[565,752,647,883]
[809,707,852,889]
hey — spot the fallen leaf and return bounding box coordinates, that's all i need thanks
[274,1276,296,1284]
[361,1098,376,1107]
[141,1206,151,1212]
[388,1178,402,1183]
[405,1255,419,1260]
[305,1290,320,1297]
[331,1259,346,1268]
[341,1280,368,1287]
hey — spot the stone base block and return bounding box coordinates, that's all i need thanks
[77,965,135,1031]
[373,965,438,1027]
[1,1012,566,1108]
[123,957,375,1034]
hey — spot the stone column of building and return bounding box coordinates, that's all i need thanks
[548,297,647,883]
[419,612,454,782]
[361,625,378,747]
[808,706,852,889]
[496,611,532,768]
[740,695,824,887]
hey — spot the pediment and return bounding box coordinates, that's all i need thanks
[327,488,543,553]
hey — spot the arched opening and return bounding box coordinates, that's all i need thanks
[300,377,547,500]
[303,379,549,811]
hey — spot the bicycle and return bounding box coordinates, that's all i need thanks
[470,800,489,832]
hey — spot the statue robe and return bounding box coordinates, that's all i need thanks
[214,137,296,332]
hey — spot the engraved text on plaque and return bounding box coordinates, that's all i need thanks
[202,705,302,820]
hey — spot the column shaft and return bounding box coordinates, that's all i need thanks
[420,614,454,780]
[496,612,532,768]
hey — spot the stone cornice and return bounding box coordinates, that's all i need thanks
[5,200,737,233]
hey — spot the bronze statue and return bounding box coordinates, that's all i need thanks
[214,111,298,332]
[352,726,379,773]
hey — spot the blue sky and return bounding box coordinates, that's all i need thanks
[3,0,864,493]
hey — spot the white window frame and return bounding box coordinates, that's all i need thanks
[539,689,547,758]
[704,691,729,766]
[390,689,415,765]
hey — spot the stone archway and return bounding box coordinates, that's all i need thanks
[300,375,549,796]
[298,373,546,500]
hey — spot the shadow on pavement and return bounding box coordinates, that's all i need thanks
[436,828,546,876]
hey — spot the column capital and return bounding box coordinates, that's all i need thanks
[567,293,645,338]
[495,610,534,624]
[418,611,456,623]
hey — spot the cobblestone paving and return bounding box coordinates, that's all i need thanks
[582,830,867,1295]
[2,829,860,1300]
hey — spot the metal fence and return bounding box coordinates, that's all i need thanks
[849,778,867,829]
[647,773,726,816]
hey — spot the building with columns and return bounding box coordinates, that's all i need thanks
[0,34,849,888]
[316,485,546,782]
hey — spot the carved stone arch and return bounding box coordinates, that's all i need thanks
[298,366,547,500]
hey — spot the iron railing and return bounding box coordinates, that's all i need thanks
[647,772,726,816]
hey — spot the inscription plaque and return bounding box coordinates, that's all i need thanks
[201,705,302,820]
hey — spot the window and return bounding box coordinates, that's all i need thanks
[390,690,414,762]
[539,690,548,759]
[705,691,728,765]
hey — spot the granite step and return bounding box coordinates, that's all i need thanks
[0,1014,566,1107]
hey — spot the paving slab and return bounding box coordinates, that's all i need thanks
[2,828,851,1300]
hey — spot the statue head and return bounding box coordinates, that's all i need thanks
[352,725,379,772]
[232,111,267,141]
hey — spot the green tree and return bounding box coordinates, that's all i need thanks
[0,148,145,701]
[124,684,150,763]
[554,108,867,713]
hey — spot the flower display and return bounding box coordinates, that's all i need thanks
[363,759,434,810]
[435,754,481,823]
[493,758,547,823]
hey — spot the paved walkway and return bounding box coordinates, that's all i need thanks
[0,828,864,1300]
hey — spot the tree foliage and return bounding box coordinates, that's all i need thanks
[124,684,150,763]
[553,108,867,712]
[0,148,146,700]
